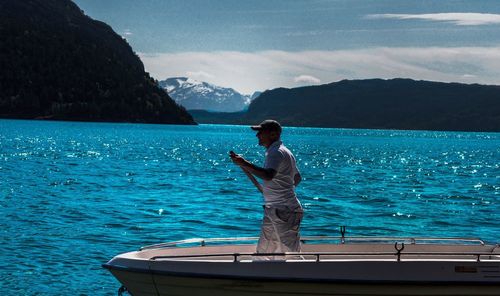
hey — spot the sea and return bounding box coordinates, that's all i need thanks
[0,119,498,295]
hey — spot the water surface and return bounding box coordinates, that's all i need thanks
[0,119,498,294]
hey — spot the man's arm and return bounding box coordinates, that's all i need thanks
[294,172,301,187]
[230,152,276,181]
[241,161,276,181]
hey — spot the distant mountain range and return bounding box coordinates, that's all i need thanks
[159,77,261,112]
[0,0,194,124]
[190,79,500,132]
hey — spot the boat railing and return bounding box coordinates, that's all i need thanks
[140,236,485,251]
[149,250,499,263]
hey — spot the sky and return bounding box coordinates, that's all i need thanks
[73,0,500,94]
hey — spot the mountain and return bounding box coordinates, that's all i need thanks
[159,77,258,112]
[190,79,500,132]
[0,0,195,124]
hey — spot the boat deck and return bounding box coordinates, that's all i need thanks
[126,236,500,263]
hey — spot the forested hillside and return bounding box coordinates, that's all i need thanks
[0,0,195,124]
[192,79,500,132]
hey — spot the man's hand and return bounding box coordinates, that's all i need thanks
[230,151,275,181]
[229,151,248,167]
[230,151,263,193]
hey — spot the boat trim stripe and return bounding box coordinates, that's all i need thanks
[101,263,500,286]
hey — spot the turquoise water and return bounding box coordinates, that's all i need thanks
[0,119,498,295]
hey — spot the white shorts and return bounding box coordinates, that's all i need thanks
[256,204,303,259]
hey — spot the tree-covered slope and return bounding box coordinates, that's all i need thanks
[246,79,499,131]
[0,0,195,124]
[192,79,500,132]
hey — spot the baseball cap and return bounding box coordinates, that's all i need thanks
[250,119,282,133]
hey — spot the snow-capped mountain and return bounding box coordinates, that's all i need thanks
[159,77,259,112]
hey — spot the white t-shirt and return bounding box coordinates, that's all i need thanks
[262,140,301,206]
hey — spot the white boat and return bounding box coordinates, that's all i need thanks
[103,236,500,296]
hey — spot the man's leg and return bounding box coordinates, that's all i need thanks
[274,207,304,254]
[256,206,280,259]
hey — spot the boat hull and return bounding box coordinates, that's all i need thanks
[103,239,500,295]
[107,268,500,296]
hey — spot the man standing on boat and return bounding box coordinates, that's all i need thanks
[230,119,303,257]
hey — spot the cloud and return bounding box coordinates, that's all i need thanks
[294,75,321,84]
[367,13,500,26]
[285,30,323,37]
[121,29,133,40]
[139,47,500,94]
[186,70,214,80]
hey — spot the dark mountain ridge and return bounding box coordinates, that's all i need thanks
[0,0,194,124]
[192,79,500,132]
